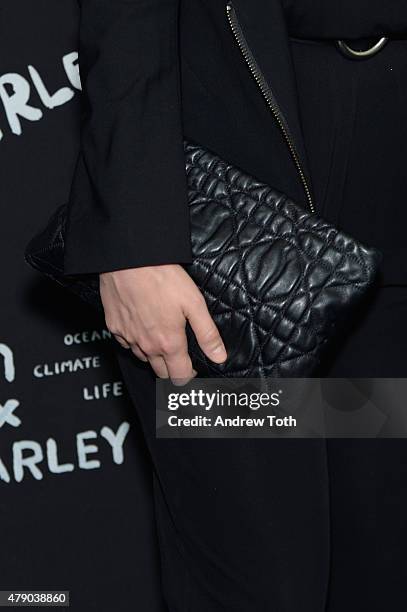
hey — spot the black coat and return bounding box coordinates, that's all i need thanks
[63,0,312,275]
[61,5,407,612]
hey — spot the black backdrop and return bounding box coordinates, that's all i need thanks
[0,2,165,610]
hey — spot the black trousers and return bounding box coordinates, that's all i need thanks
[116,39,407,612]
[295,37,407,611]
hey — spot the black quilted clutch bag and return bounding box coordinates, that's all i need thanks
[25,141,381,378]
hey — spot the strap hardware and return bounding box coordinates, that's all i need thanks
[336,37,388,60]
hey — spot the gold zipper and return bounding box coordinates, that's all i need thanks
[226,2,315,214]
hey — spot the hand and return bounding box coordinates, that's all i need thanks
[99,264,227,384]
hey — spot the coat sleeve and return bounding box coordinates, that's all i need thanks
[63,0,193,275]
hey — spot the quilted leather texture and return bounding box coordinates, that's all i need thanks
[25,140,381,378]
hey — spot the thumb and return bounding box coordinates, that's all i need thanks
[186,298,227,364]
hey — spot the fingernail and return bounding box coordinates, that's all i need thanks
[172,374,196,387]
[172,379,189,387]
[212,345,227,363]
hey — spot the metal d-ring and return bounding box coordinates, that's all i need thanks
[336,37,388,60]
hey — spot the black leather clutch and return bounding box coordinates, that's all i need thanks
[25,141,381,378]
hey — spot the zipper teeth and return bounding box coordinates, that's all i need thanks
[226,3,315,214]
